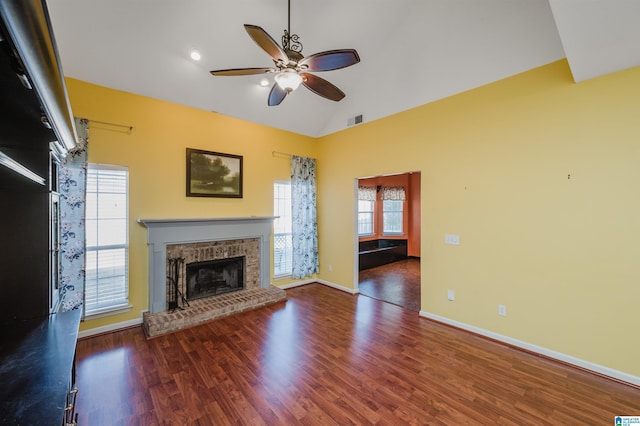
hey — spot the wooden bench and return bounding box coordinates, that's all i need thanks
[359,239,408,271]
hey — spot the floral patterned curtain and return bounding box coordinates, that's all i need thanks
[358,186,377,201]
[291,155,319,279]
[381,186,406,201]
[58,118,88,311]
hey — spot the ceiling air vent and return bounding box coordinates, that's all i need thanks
[347,114,363,127]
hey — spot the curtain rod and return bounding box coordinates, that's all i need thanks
[272,150,292,158]
[88,118,134,134]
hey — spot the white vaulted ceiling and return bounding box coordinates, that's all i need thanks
[46,0,640,137]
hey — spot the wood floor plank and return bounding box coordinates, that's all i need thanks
[76,284,640,425]
[359,258,421,312]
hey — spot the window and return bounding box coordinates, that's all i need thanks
[358,200,375,235]
[383,200,404,234]
[273,181,292,277]
[358,185,376,236]
[85,164,129,316]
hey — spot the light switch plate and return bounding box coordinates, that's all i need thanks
[445,234,460,245]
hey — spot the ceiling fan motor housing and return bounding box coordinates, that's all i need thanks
[285,49,303,63]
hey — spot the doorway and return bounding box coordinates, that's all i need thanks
[356,172,421,311]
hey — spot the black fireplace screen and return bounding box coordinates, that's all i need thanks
[185,256,245,301]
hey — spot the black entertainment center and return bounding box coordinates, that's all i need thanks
[0,0,81,423]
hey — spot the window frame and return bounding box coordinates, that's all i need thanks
[382,199,405,235]
[273,180,293,278]
[358,199,375,236]
[84,163,130,318]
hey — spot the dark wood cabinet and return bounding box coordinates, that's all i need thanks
[1,0,81,423]
[0,188,52,320]
[1,0,63,321]
[0,109,81,423]
[0,309,81,425]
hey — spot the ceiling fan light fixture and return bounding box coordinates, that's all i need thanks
[274,69,303,92]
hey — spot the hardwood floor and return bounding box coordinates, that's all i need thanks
[76,284,640,425]
[359,258,421,311]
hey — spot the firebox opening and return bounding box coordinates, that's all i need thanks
[186,256,245,301]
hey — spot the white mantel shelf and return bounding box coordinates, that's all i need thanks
[138,216,276,313]
[138,216,278,228]
[138,216,276,225]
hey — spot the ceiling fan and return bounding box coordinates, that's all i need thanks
[209,0,360,106]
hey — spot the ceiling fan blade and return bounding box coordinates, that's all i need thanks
[299,49,360,72]
[301,73,345,102]
[268,83,288,106]
[244,24,288,63]
[210,67,276,76]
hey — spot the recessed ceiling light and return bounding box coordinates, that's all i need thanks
[190,49,201,61]
[259,78,269,87]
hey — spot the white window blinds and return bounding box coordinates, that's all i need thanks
[273,181,293,277]
[85,164,129,315]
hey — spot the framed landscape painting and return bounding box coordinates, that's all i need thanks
[186,148,243,198]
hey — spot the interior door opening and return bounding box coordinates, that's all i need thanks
[355,171,421,311]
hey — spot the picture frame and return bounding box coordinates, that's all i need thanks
[186,148,243,198]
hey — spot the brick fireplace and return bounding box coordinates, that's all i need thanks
[138,217,286,338]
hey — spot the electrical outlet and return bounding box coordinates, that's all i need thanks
[328,264,333,272]
[447,290,455,301]
[498,304,507,316]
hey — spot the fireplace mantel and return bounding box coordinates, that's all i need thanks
[138,216,276,226]
[138,216,276,313]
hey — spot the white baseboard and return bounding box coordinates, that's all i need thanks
[316,279,359,294]
[78,316,143,339]
[277,278,359,295]
[420,311,640,387]
[276,279,317,290]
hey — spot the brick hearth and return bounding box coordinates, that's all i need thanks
[138,217,282,338]
[143,286,286,338]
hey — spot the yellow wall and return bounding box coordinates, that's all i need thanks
[316,60,640,377]
[68,58,640,378]
[66,79,317,331]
